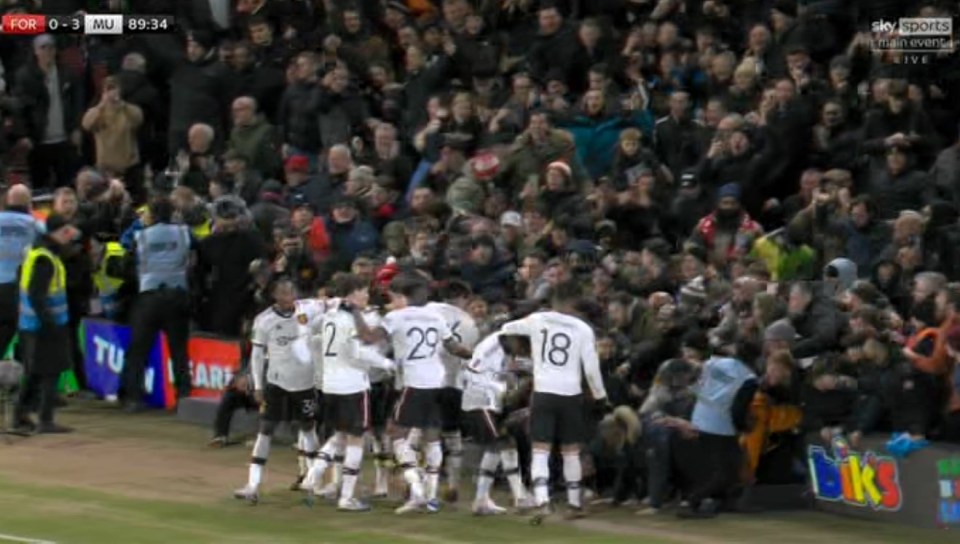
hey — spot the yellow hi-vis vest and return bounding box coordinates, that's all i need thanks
[92,241,126,318]
[19,246,68,331]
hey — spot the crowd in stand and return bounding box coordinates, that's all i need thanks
[2,0,960,512]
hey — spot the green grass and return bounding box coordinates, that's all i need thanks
[0,477,650,544]
[0,403,952,544]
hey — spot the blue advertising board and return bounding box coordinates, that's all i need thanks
[81,318,168,408]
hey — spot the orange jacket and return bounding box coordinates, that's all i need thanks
[740,392,803,483]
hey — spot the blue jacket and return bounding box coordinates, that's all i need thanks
[557,111,654,179]
[324,217,379,271]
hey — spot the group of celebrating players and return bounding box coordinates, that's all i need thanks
[232,271,608,522]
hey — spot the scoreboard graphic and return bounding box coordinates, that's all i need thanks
[1,13,174,35]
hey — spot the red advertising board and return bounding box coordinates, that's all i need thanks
[160,333,243,408]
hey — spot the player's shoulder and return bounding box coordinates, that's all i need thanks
[253,307,277,327]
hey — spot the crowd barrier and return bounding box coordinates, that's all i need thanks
[80,318,242,409]
[807,434,960,529]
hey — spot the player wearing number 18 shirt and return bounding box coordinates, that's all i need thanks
[499,282,607,521]
[351,273,472,514]
[425,280,480,503]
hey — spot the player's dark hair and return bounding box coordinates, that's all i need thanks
[269,274,295,295]
[442,280,472,301]
[333,273,368,298]
[551,281,582,306]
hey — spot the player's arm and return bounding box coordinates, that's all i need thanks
[250,318,268,402]
[357,343,396,372]
[499,317,533,338]
[443,337,473,360]
[350,306,388,344]
[581,328,608,403]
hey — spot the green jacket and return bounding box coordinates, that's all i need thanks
[229,116,281,177]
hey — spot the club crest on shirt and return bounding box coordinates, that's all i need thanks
[297,314,308,325]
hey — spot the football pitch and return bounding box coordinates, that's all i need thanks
[0,403,949,544]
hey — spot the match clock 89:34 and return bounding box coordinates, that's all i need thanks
[124,15,174,33]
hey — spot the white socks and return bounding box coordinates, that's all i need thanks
[299,428,319,473]
[305,434,343,488]
[442,432,463,491]
[398,436,425,501]
[424,441,443,501]
[247,433,272,488]
[563,453,582,508]
[501,448,526,502]
[476,451,500,502]
[531,449,550,506]
[373,434,392,495]
[341,443,364,501]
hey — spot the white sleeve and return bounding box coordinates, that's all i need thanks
[358,343,395,371]
[250,318,268,391]
[500,317,533,338]
[581,328,607,401]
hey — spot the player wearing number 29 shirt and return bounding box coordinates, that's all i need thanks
[498,282,607,521]
[351,273,472,514]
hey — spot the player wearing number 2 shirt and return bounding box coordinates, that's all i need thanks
[499,282,607,521]
[351,273,472,514]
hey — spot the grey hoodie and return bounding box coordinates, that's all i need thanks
[824,257,858,294]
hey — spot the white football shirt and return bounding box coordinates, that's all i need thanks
[500,311,606,398]
[426,302,480,389]
[318,308,370,395]
[381,305,452,389]
[462,333,509,413]
[251,300,323,392]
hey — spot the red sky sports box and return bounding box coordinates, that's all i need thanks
[1,13,174,35]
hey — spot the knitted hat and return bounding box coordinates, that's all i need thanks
[284,155,309,173]
[680,277,707,307]
[471,152,500,180]
[764,319,797,343]
[717,183,742,202]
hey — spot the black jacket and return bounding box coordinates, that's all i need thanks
[169,52,230,134]
[654,115,706,178]
[12,61,84,143]
[527,24,583,93]
[790,298,842,359]
[278,81,322,152]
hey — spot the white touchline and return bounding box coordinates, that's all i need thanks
[0,534,56,544]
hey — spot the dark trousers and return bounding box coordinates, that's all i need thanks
[28,141,78,190]
[214,387,257,437]
[15,333,59,424]
[644,421,675,508]
[0,283,18,358]
[686,432,743,506]
[123,288,191,402]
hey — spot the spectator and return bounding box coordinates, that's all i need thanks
[169,30,230,155]
[688,183,764,268]
[277,52,322,167]
[81,76,143,186]
[13,35,83,190]
[323,195,378,276]
[228,96,280,178]
[788,281,842,361]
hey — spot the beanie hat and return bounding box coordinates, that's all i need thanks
[764,319,797,343]
[680,277,707,307]
[284,155,310,173]
[717,182,742,202]
[471,152,500,180]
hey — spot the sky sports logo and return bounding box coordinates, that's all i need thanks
[871,17,954,59]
